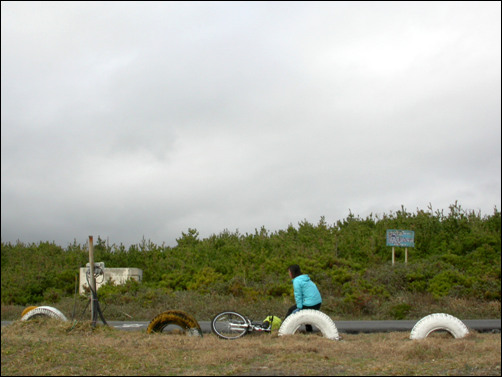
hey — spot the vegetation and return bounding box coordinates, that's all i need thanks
[1,319,501,376]
[1,202,500,321]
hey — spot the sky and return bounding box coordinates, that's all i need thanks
[1,1,501,248]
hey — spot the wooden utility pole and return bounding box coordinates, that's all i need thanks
[88,235,107,328]
[88,236,97,324]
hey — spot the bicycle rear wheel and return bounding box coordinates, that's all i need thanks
[211,311,249,340]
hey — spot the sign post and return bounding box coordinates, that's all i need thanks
[386,230,414,265]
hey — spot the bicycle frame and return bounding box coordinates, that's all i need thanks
[229,318,270,333]
[211,311,271,339]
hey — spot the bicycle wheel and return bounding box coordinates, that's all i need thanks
[211,311,249,340]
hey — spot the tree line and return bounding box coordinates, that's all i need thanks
[1,202,500,307]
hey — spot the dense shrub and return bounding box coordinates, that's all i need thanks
[1,202,500,310]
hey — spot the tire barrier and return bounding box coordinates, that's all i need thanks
[147,310,203,337]
[20,306,68,322]
[20,306,38,318]
[410,313,469,339]
[278,309,340,340]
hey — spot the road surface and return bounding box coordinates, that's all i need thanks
[2,319,500,334]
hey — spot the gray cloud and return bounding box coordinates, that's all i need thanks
[2,2,500,247]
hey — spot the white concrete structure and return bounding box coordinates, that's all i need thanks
[79,262,143,294]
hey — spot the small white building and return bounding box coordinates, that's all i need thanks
[79,262,143,295]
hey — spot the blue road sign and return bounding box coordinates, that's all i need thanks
[386,229,415,247]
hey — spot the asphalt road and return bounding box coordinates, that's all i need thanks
[3,319,500,334]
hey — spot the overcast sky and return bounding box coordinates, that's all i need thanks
[1,1,500,248]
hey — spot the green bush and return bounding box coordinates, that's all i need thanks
[186,267,225,293]
[43,287,64,303]
[1,202,500,309]
[428,270,472,299]
[389,303,412,320]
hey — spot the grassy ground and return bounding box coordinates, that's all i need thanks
[2,292,501,323]
[1,319,500,376]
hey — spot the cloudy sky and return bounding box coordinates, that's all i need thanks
[2,1,500,248]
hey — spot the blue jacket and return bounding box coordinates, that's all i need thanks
[292,274,322,309]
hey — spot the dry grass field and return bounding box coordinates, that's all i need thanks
[1,318,500,376]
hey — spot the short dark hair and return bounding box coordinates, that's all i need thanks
[288,264,302,278]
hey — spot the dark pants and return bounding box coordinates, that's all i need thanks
[285,303,321,332]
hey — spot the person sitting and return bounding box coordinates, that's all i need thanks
[284,264,322,333]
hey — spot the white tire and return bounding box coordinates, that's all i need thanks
[20,306,68,322]
[410,313,469,339]
[278,309,340,340]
